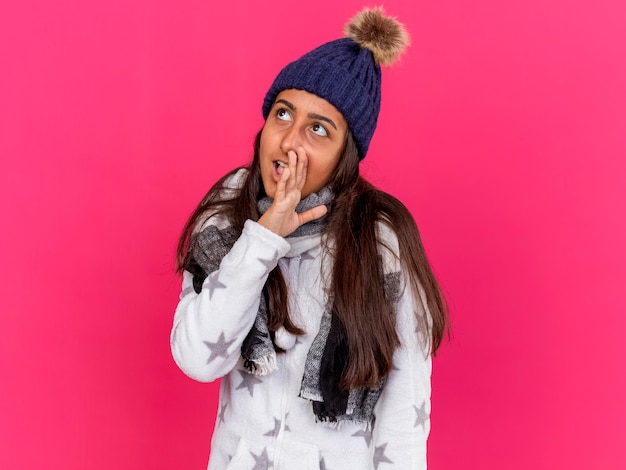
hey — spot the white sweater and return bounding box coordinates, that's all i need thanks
[171,181,432,470]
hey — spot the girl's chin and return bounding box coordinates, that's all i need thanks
[261,181,276,199]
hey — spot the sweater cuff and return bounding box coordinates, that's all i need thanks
[243,219,291,259]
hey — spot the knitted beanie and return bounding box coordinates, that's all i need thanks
[261,7,410,160]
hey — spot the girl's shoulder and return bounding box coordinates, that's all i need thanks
[218,167,249,198]
[194,168,249,234]
[376,220,401,274]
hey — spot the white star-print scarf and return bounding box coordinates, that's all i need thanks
[185,186,401,428]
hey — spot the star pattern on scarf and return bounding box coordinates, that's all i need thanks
[413,401,429,430]
[207,272,226,299]
[352,428,373,447]
[236,371,263,397]
[250,447,272,470]
[203,332,235,363]
[217,402,227,424]
[373,443,393,469]
[263,417,281,437]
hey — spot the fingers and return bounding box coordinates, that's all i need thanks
[284,150,298,194]
[298,205,328,226]
[260,148,318,237]
[274,165,290,203]
[294,147,308,191]
[278,148,307,202]
[285,148,308,189]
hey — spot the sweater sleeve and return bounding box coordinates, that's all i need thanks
[371,283,432,469]
[370,224,433,469]
[170,219,290,383]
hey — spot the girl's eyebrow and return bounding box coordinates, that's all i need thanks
[309,113,337,130]
[275,99,296,112]
[275,99,338,130]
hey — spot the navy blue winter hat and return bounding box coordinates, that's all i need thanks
[262,7,410,160]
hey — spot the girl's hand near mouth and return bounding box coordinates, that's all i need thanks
[258,147,328,237]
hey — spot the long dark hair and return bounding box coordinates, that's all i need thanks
[176,130,448,389]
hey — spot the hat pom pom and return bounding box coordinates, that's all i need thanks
[344,6,410,66]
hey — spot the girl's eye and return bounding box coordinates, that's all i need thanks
[276,108,291,121]
[311,123,328,137]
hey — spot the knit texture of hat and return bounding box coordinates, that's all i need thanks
[262,7,410,160]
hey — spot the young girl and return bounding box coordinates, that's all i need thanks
[171,7,448,469]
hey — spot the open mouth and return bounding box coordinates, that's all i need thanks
[274,160,287,176]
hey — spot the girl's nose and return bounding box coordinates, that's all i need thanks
[280,126,302,154]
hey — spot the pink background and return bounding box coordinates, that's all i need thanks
[1,0,625,468]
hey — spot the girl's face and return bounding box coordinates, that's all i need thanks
[260,89,348,199]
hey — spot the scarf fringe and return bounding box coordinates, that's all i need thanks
[243,355,277,376]
[299,389,323,402]
[301,390,372,431]
[314,415,373,431]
